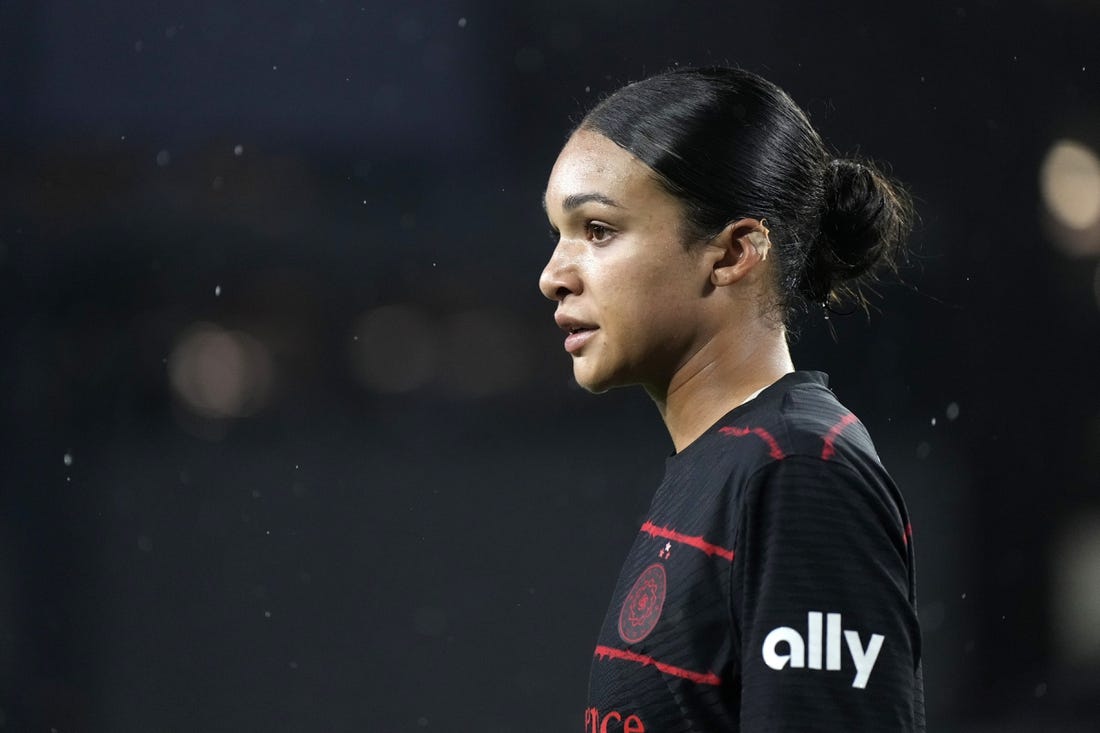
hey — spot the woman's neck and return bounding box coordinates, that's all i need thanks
[650,325,794,453]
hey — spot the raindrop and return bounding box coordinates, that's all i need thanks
[214,285,221,296]
[418,717,429,727]
[156,150,171,166]
[264,610,272,618]
[1035,682,1048,697]
[930,417,937,426]
[233,144,244,156]
[63,452,73,466]
[134,40,144,52]
[289,661,299,669]
[137,535,153,552]
[946,402,960,421]
[272,65,278,71]
[916,441,931,459]
[457,17,467,28]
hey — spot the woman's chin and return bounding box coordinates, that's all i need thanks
[572,362,619,395]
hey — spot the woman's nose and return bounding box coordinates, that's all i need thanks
[538,246,581,302]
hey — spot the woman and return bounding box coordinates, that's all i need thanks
[539,67,925,731]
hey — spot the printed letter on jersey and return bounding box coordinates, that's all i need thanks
[761,611,885,688]
[618,563,667,644]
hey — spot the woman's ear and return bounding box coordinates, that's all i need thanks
[709,218,772,287]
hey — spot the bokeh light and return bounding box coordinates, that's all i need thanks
[349,305,438,393]
[439,308,530,398]
[1052,513,1100,666]
[348,306,531,398]
[1040,139,1100,255]
[168,323,273,419]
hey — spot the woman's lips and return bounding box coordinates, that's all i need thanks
[564,327,598,354]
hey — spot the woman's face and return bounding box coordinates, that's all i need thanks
[540,129,717,394]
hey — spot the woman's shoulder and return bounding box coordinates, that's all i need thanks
[709,370,886,478]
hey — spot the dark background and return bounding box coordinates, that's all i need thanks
[2,1,1099,731]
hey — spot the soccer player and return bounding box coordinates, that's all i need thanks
[539,67,925,731]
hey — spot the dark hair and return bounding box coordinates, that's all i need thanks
[578,66,914,324]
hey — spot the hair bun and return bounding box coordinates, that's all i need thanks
[800,157,914,305]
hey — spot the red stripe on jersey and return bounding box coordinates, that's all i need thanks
[594,645,722,686]
[718,425,786,460]
[903,521,913,545]
[820,412,859,460]
[640,521,735,562]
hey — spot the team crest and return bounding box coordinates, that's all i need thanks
[618,563,667,644]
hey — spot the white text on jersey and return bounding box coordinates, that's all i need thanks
[762,611,884,689]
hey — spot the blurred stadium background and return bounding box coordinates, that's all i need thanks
[1,0,1098,730]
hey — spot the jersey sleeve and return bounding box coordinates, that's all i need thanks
[731,454,923,731]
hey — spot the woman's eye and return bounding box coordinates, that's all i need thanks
[586,222,614,242]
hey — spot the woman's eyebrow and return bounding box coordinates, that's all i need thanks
[541,191,625,212]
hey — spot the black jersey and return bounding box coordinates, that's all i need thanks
[584,371,925,732]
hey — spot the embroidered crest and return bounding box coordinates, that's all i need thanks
[618,563,667,644]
